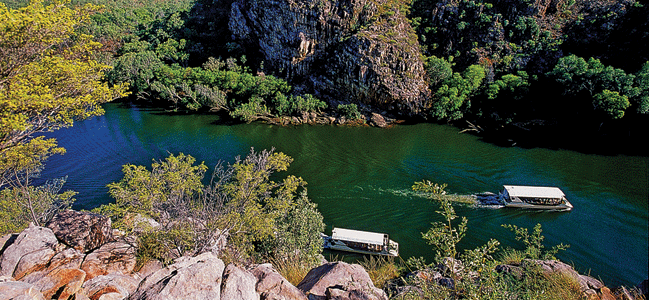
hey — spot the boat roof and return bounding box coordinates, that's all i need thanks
[503,185,566,199]
[332,228,386,245]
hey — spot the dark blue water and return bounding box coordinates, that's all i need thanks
[40,103,648,287]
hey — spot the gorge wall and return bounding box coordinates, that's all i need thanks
[228,0,430,115]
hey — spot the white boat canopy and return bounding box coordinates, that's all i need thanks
[332,228,387,246]
[503,185,566,199]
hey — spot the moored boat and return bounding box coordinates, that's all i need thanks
[322,227,399,257]
[499,185,573,211]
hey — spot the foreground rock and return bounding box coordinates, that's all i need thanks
[0,210,643,300]
[0,224,59,280]
[80,239,137,280]
[252,263,307,300]
[81,273,139,300]
[221,264,259,300]
[46,210,113,253]
[0,278,45,300]
[130,252,226,299]
[297,262,387,300]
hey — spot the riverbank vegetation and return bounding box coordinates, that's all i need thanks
[5,0,646,146]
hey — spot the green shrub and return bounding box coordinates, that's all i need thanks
[337,103,363,120]
[98,149,325,265]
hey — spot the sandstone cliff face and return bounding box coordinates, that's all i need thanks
[229,0,430,115]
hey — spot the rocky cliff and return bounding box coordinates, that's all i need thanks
[228,0,430,115]
[0,211,388,300]
[0,210,644,300]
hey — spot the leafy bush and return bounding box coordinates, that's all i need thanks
[337,103,363,120]
[98,149,325,265]
[0,178,76,235]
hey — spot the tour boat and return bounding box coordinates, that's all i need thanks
[322,227,399,257]
[498,185,573,211]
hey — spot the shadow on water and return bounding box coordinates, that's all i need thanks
[471,116,648,157]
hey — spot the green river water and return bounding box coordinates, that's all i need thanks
[40,102,648,287]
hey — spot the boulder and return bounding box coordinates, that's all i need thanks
[97,293,124,300]
[370,113,388,128]
[80,273,139,300]
[297,262,387,300]
[250,263,306,300]
[129,252,225,300]
[0,279,45,300]
[31,268,86,300]
[0,224,59,280]
[46,247,86,272]
[527,259,606,293]
[506,260,618,300]
[20,247,86,290]
[495,264,524,280]
[47,210,113,253]
[221,264,259,300]
[80,239,137,280]
[134,259,163,281]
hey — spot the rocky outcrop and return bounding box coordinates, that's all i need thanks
[130,252,226,300]
[80,239,137,280]
[80,273,139,300]
[0,277,45,300]
[0,224,59,280]
[297,262,387,300]
[46,210,112,253]
[251,263,306,300]
[229,0,430,115]
[221,264,259,300]
[0,211,643,300]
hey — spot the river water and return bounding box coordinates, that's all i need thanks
[40,102,648,287]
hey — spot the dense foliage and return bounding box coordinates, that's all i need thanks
[97,149,325,266]
[0,0,127,234]
[5,0,646,138]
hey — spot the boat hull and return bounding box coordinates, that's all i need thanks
[504,199,573,211]
[322,236,399,257]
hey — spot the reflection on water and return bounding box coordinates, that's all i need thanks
[40,103,648,287]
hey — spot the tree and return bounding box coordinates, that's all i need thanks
[0,0,128,232]
[483,72,532,124]
[634,61,649,114]
[99,149,324,264]
[259,190,325,263]
[430,64,485,121]
[103,153,208,227]
[593,90,630,119]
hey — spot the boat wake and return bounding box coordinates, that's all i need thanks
[376,187,505,209]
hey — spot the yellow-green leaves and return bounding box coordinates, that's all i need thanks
[0,0,128,233]
[0,0,129,152]
[0,0,128,152]
[100,149,317,263]
[105,153,207,227]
